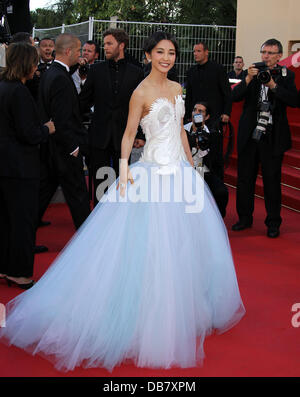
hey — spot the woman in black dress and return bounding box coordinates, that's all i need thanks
[0,42,55,289]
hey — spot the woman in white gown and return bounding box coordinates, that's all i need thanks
[0,32,245,372]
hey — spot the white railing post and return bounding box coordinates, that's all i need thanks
[110,16,118,28]
[88,16,94,40]
[62,23,65,33]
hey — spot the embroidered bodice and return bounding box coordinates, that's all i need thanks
[139,95,187,174]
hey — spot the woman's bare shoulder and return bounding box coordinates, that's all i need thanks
[168,80,182,95]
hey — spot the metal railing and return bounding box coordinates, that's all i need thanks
[33,18,236,84]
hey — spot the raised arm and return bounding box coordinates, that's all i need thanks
[180,119,194,167]
[118,89,145,196]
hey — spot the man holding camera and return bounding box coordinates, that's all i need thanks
[185,41,232,185]
[72,40,100,94]
[185,102,228,218]
[231,38,298,238]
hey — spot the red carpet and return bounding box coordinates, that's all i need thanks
[0,187,300,377]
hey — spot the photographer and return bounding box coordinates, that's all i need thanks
[72,40,99,94]
[231,38,298,238]
[185,102,229,218]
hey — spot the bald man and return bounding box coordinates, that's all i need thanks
[38,33,90,229]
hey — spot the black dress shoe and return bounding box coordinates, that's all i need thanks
[34,245,48,254]
[267,227,280,238]
[38,220,51,228]
[232,221,252,231]
[5,277,34,290]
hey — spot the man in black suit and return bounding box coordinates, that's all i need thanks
[184,41,232,181]
[228,56,247,80]
[37,37,55,73]
[80,28,144,205]
[185,41,232,126]
[231,38,298,238]
[38,33,90,230]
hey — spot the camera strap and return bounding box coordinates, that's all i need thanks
[258,85,273,125]
[260,84,269,101]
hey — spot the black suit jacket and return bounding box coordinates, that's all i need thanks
[79,60,144,151]
[184,60,232,123]
[39,61,87,157]
[231,67,298,155]
[0,80,48,178]
[227,70,247,80]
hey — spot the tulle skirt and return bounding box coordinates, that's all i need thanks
[0,161,245,372]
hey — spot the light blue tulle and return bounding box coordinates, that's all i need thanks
[0,160,245,372]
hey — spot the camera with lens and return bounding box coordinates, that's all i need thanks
[0,0,12,45]
[189,113,210,151]
[252,100,272,142]
[253,62,284,84]
[0,25,10,44]
[78,62,90,78]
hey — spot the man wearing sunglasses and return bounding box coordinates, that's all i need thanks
[231,38,298,238]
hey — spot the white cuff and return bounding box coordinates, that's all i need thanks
[70,147,79,155]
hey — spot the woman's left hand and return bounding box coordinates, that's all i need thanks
[117,169,134,197]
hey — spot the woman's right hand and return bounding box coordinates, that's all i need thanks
[45,120,55,134]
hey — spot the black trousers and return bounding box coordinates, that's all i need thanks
[38,152,90,230]
[90,144,121,206]
[0,177,39,277]
[204,172,228,218]
[236,139,283,228]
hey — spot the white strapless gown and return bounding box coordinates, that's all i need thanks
[0,96,245,371]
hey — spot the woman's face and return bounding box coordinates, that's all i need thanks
[25,63,38,81]
[146,39,176,74]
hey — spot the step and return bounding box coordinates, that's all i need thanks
[224,164,237,186]
[224,165,300,211]
[290,122,300,138]
[224,164,300,190]
[227,150,300,168]
[226,154,237,168]
[255,175,300,211]
[281,164,300,189]
[284,149,300,168]
[227,147,300,169]
[287,107,300,124]
[225,163,300,189]
[292,135,300,151]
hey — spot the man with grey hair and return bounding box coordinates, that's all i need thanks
[38,33,90,230]
[231,38,298,238]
